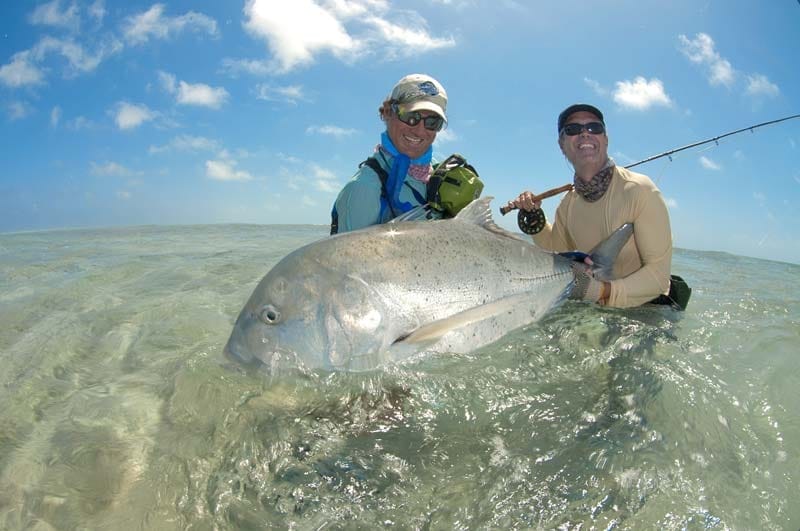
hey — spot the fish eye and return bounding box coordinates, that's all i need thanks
[259,305,281,325]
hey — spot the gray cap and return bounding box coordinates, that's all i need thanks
[390,73,448,121]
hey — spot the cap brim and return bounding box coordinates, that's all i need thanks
[404,101,447,123]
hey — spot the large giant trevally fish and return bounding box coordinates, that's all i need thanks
[225,197,631,373]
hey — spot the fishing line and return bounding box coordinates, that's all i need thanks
[501,113,800,233]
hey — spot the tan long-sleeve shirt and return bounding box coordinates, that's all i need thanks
[533,165,672,308]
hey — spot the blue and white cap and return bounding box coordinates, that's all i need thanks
[390,73,448,122]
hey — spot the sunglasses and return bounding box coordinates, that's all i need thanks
[561,122,606,136]
[392,104,445,132]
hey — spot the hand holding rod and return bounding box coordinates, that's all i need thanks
[499,183,574,215]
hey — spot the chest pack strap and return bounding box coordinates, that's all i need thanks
[330,156,426,235]
[362,156,426,219]
[361,157,396,219]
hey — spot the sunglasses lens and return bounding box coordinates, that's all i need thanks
[398,111,420,127]
[397,109,443,131]
[586,122,605,134]
[423,116,444,131]
[562,122,605,136]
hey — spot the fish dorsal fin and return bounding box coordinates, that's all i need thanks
[454,196,494,225]
[454,196,527,242]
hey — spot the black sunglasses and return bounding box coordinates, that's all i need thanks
[392,104,445,132]
[561,122,605,136]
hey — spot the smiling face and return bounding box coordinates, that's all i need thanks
[386,104,438,159]
[558,110,609,180]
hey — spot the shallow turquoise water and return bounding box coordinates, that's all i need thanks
[1,225,798,529]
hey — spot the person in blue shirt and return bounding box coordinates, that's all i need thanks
[330,73,448,234]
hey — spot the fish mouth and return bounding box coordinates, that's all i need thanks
[223,334,263,370]
[223,333,304,375]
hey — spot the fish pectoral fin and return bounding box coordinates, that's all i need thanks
[397,293,536,345]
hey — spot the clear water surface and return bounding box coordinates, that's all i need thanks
[0,225,798,530]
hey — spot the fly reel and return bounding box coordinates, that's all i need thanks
[518,208,546,235]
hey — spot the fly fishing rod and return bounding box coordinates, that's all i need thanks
[499,113,800,233]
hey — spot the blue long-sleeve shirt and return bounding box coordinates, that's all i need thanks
[333,151,430,233]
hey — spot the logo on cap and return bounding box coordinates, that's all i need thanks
[417,81,439,97]
[398,81,440,102]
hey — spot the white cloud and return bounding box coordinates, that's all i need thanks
[123,4,218,45]
[745,74,779,98]
[613,77,673,110]
[244,0,358,73]
[51,106,62,128]
[665,197,678,209]
[611,151,635,166]
[90,161,136,177]
[584,77,608,96]
[2,3,119,88]
[306,124,357,138]
[277,152,302,164]
[0,34,121,87]
[7,101,33,121]
[0,51,46,88]
[149,134,219,154]
[365,16,455,57]
[88,0,106,24]
[753,191,766,207]
[678,33,781,101]
[254,83,307,104]
[68,116,95,130]
[434,128,457,145]
[158,71,229,108]
[112,101,157,130]
[678,33,735,87]
[241,0,453,73]
[29,0,80,31]
[206,159,253,181]
[116,190,132,200]
[220,58,272,77]
[277,158,341,194]
[32,36,122,77]
[310,163,339,192]
[176,81,229,108]
[157,70,177,93]
[325,0,388,18]
[699,156,721,171]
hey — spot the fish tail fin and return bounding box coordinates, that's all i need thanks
[588,223,633,281]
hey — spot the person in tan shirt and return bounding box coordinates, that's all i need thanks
[506,103,672,308]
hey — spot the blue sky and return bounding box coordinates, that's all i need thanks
[1,0,799,264]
